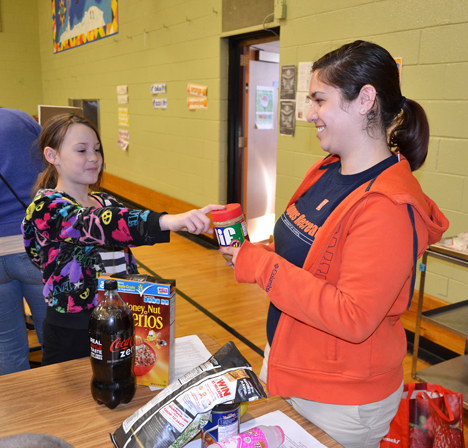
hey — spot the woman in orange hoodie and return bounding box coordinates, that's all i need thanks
[220,41,449,448]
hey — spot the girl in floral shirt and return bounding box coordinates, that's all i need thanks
[22,114,222,365]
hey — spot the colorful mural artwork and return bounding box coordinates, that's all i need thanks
[52,0,118,53]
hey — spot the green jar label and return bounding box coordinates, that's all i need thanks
[214,222,246,247]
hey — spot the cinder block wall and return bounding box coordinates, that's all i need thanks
[36,0,227,208]
[4,0,465,303]
[0,0,42,113]
[276,0,468,303]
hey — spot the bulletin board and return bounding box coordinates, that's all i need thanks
[52,0,118,53]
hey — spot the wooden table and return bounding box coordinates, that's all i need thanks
[0,335,342,447]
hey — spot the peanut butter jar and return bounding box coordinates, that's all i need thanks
[211,204,249,249]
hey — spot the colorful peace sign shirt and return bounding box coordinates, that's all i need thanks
[22,189,169,315]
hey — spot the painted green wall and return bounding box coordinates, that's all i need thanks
[0,0,42,114]
[276,0,468,303]
[4,0,467,303]
[37,0,227,207]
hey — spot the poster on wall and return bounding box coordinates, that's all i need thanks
[295,92,311,122]
[297,62,314,92]
[255,86,275,130]
[187,83,207,97]
[279,100,295,137]
[118,107,128,126]
[153,98,168,109]
[52,0,119,53]
[187,98,207,110]
[280,65,296,99]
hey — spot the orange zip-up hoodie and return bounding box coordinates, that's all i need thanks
[235,155,449,405]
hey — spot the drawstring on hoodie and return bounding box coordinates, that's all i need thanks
[366,171,419,310]
[407,204,418,310]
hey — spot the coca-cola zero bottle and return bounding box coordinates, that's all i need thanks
[89,279,136,409]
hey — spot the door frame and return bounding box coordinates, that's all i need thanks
[226,29,280,207]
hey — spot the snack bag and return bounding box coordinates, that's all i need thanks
[111,341,267,448]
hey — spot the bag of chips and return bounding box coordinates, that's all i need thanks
[111,341,266,448]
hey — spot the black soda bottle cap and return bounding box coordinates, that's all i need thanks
[104,279,118,291]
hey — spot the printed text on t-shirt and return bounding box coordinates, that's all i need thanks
[286,203,320,237]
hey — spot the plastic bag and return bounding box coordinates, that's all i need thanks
[380,383,464,448]
[111,341,266,448]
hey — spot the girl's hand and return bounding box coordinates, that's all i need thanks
[219,246,241,269]
[159,204,225,234]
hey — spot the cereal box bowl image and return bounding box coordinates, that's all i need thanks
[134,341,157,376]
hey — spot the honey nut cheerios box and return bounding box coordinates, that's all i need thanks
[98,273,175,388]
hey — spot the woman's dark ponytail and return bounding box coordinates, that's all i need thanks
[389,98,429,171]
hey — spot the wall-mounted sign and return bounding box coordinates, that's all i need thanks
[256,86,274,130]
[297,62,313,92]
[296,92,311,122]
[187,83,207,97]
[279,100,295,137]
[187,97,207,110]
[153,98,168,109]
[117,138,129,151]
[151,83,167,94]
[118,108,129,126]
[118,129,129,139]
[281,65,296,99]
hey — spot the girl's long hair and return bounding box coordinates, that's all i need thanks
[33,114,104,194]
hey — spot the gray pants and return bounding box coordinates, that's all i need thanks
[260,343,403,448]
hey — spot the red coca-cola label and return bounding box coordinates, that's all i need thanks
[110,336,134,353]
[90,330,134,364]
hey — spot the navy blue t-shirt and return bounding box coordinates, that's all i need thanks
[266,154,398,345]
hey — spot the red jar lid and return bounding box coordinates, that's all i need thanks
[210,203,243,222]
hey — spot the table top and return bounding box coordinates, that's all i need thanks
[0,334,342,448]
